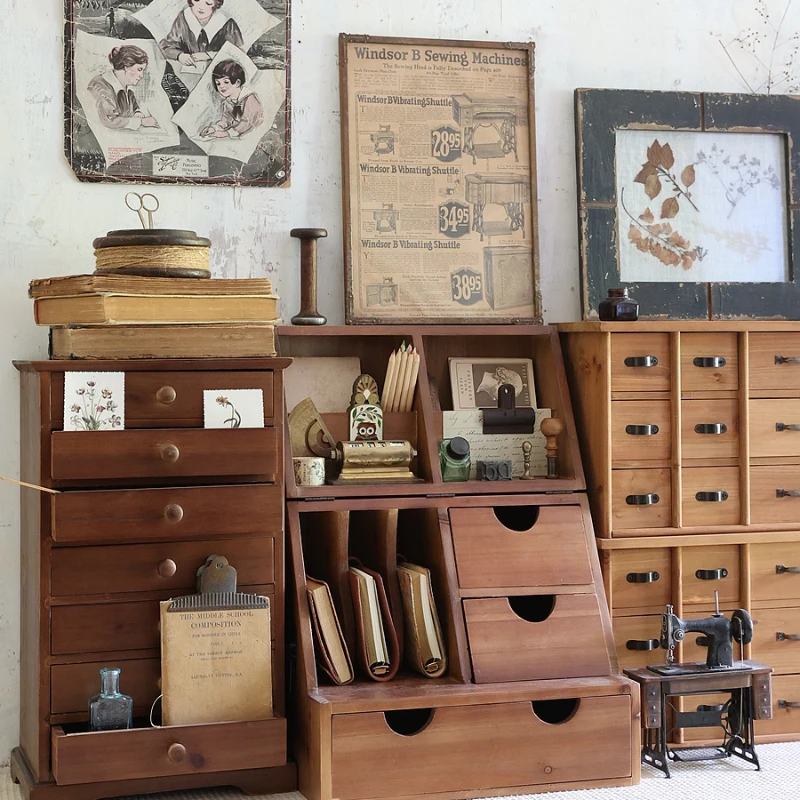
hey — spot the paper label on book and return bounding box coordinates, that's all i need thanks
[443,408,550,478]
[160,601,272,725]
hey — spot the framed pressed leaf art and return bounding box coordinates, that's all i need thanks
[576,89,800,320]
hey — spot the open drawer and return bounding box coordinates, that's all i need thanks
[51,717,286,785]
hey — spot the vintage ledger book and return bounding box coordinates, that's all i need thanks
[50,323,276,359]
[348,562,400,681]
[35,293,279,326]
[306,576,354,685]
[160,592,273,726]
[29,274,273,298]
[397,563,447,678]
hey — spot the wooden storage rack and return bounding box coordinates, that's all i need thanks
[279,325,639,800]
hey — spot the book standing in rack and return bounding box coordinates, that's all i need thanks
[306,577,354,686]
[397,562,447,677]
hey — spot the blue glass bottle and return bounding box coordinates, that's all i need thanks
[88,667,133,731]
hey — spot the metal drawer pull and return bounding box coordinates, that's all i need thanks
[776,632,800,641]
[624,356,658,368]
[625,424,659,435]
[693,357,726,368]
[695,491,728,502]
[626,493,659,506]
[776,489,800,498]
[775,355,800,364]
[626,639,659,651]
[694,423,727,435]
[626,571,660,583]
[778,700,800,709]
[695,568,728,580]
[158,559,177,578]
[160,444,180,463]
[156,385,177,404]
[776,564,800,574]
[163,503,184,522]
[776,422,800,432]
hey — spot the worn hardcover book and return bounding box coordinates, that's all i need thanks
[160,593,273,726]
[397,563,447,678]
[35,293,279,326]
[50,324,276,359]
[306,576,354,685]
[29,274,273,298]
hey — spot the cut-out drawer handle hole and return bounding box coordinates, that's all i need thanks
[508,595,555,622]
[383,708,434,736]
[493,505,540,531]
[531,698,580,724]
[624,356,658,368]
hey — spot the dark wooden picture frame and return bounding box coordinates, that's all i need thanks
[576,89,800,320]
[340,34,540,324]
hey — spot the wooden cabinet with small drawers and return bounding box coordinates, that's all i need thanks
[11,359,296,800]
[561,321,800,744]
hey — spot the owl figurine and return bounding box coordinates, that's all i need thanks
[348,374,383,441]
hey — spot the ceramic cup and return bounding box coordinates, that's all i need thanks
[293,456,326,486]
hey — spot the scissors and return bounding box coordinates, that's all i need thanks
[125,192,160,229]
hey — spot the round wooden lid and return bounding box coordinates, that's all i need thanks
[93,229,212,249]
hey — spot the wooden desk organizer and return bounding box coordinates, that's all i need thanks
[279,326,639,800]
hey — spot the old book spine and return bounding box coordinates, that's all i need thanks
[29,275,273,298]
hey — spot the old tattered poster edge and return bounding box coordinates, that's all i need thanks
[339,34,541,324]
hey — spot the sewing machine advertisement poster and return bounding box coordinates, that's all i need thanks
[65,0,290,186]
[340,35,541,323]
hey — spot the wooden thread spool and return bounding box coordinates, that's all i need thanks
[290,228,327,325]
[540,417,564,479]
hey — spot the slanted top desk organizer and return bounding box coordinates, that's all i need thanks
[278,326,639,800]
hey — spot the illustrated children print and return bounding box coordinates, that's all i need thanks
[348,374,383,441]
[88,46,161,131]
[160,0,244,72]
[200,59,263,138]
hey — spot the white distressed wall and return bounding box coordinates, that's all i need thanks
[0,0,792,765]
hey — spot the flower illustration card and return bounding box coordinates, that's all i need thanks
[203,389,264,429]
[616,129,789,285]
[64,372,125,432]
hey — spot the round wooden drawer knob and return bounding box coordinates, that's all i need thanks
[167,743,186,763]
[160,444,180,463]
[156,386,177,405]
[158,559,177,578]
[164,503,184,523]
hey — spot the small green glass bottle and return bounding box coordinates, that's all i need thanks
[439,437,471,482]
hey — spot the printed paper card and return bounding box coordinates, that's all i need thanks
[203,389,265,429]
[64,372,125,431]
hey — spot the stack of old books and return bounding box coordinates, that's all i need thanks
[30,274,279,359]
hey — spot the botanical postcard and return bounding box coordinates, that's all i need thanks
[63,372,125,432]
[448,357,536,410]
[616,129,789,283]
[203,389,264,428]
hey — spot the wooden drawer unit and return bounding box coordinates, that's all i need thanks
[50,370,276,428]
[611,400,671,463]
[680,399,739,460]
[610,334,671,392]
[449,504,592,589]
[750,399,800,458]
[51,718,287,785]
[11,358,293,800]
[750,333,800,392]
[751,542,800,603]
[750,467,800,525]
[51,538,275,597]
[681,467,740,527]
[463,593,611,683]
[608,548,671,611]
[755,674,800,737]
[681,545,740,606]
[750,606,800,675]
[611,615,663,671]
[50,427,279,485]
[679,333,738,392]
[330,696,633,800]
[51,484,282,544]
[611,468,671,531]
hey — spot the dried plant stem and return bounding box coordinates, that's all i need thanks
[656,166,700,212]
[769,1,794,93]
[718,38,756,93]
[620,189,686,257]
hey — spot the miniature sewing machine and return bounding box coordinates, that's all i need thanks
[623,593,772,778]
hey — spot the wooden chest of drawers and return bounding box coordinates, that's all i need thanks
[561,322,800,743]
[10,359,296,800]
